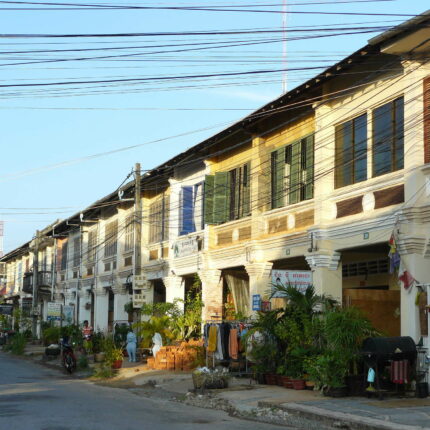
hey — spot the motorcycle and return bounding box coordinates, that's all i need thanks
[60,336,77,374]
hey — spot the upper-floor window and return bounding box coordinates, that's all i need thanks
[60,241,68,271]
[179,183,204,236]
[73,237,80,267]
[203,162,250,225]
[124,214,134,252]
[271,134,314,209]
[373,97,404,177]
[335,114,367,188]
[149,193,169,243]
[104,220,118,258]
[86,230,96,264]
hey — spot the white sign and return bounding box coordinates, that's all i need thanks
[47,302,62,321]
[271,270,313,296]
[173,237,198,258]
[133,292,147,308]
[63,305,75,325]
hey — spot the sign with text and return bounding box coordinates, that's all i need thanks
[132,292,147,308]
[173,237,198,259]
[47,302,62,321]
[63,305,75,325]
[271,270,313,296]
[0,304,13,315]
[252,294,261,311]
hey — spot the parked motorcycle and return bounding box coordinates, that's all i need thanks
[60,336,76,374]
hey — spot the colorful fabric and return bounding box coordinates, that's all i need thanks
[399,270,416,289]
[229,328,239,360]
[391,359,409,384]
[388,233,401,273]
[207,325,217,353]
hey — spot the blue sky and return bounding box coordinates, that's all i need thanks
[1,0,429,252]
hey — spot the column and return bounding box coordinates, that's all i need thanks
[397,252,428,341]
[163,276,185,310]
[198,269,223,321]
[305,251,342,303]
[94,288,109,332]
[112,284,130,322]
[78,289,91,324]
[245,262,273,314]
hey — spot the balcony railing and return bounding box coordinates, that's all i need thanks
[22,271,52,295]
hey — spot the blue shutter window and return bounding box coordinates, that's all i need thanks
[180,186,195,235]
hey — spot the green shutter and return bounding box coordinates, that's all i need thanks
[272,147,285,209]
[203,175,215,225]
[242,163,251,216]
[213,171,230,224]
[304,135,314,200]
[289,141,301,204]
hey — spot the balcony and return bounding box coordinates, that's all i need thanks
[22,271,52,295]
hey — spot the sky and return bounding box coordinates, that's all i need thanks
[0,0,429,253]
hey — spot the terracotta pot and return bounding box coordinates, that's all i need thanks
[264,373,277,385]
[305,380,315,390]
[291,379,306,390]
[111,359,123,369]
[281,376,293,389]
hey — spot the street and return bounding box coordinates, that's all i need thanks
[0,353,285,430]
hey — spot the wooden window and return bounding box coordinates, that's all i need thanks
[104,220,118,258]
[87,230,96,263]
[149,193,169,243]
[374,185,404,209]
[335,114,367,188]
[60,241,68,271]
[124,214,134,252]
[73,237,80,268]
[271,134,314,209]
[203,163,250,225]
[424,76,430,164]
[373,97,404,177]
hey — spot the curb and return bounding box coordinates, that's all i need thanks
[259,401,427,430]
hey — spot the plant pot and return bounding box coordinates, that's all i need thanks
[324,386,348,398]
[94,352,105,363]
[264,373,277,385]
[305,381,315,390]
[111,359,123,369]
[291,379,306,390]
[281,376,293,389]
[276,374,284,386]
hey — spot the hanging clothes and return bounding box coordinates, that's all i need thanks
[207,325,218,353]
[220,322,230,360]
[391,359,409,384]
[215,325,224,360]
[229,328,239,360]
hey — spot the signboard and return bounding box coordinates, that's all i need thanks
[134,274,147,288]
[271,270,313,296]
[173,237,198,259]
[63,305,75,325]
[0,304,13,315]
[132,292,147,308]
[252,294,261,311]
[47,302,62,321]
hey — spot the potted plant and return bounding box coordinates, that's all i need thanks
[323,307,378,396]
[102,336,124,369]
[92,331,106,363]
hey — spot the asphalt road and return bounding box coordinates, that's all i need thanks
[0,353,283,430]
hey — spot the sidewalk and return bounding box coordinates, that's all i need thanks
[10,344,430,429]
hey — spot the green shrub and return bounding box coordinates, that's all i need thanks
[42,327,61,346]
[77,354,89,370]
[6,333,27,355]
[93,365,115,379]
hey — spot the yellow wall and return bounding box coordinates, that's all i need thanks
[263,115,315,151]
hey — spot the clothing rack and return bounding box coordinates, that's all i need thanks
[203,320,251,376]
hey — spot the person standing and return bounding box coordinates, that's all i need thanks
[126,327,137,363]
[82,320,93,354]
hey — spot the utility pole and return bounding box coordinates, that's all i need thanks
[32,230,41,338]
[133,163,142,307]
